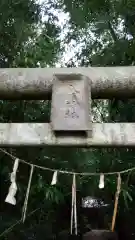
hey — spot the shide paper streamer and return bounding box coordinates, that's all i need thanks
[1,148,130,232]
[99,174,105,189]
[51,171,58,185]
[5,158,19,205]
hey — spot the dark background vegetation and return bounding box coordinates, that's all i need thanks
[1,0,135,239]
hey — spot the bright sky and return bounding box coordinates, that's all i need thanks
[37,0,132,66]
[38,0,80,66]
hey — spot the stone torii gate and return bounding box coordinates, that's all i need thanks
[2,66,132,240]
[0,66,135,147]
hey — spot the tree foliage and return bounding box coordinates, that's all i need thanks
[1,0,135,240]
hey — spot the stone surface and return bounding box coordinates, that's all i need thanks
[0,67,135,99]
[51,74,91,131]
[0,123,134,146]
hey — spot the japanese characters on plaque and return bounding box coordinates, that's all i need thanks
[51,74,91,132]
[65,87,79,119]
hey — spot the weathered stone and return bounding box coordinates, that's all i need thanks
[0,123,134,147]
[51,74,91,132]
[0,67,135,99]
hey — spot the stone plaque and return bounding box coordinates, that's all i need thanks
[51,74,91,132]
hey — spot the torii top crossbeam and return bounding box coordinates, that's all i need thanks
[0,66,135,99]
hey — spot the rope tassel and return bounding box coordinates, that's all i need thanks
[22,164,34,223]
[71,174,77,235]
[111,173,121,232]
[5,158,19,205]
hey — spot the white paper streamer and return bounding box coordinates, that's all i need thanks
[5,158,19,205]
[99,173,104,189]
[51,171,58,185]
